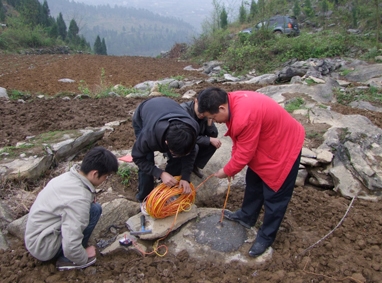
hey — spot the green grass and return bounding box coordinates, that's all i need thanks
[284,97,305,113]
[117,165,137,186]
[334,86,382,106]
[8,90,31,100]
[158,83,180,97]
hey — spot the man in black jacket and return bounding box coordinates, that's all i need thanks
[180,96,221,178]
[132,97,199,202]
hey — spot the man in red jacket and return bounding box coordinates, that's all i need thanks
[198,87,305,257]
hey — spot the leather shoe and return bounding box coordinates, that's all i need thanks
[192,166,204,178]
[223,210,252,229]
[248,241,269,257]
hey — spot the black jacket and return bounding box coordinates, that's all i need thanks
[132,97,199,181]
[180,100,218,147]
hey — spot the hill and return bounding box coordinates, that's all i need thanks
[45,0,197,56]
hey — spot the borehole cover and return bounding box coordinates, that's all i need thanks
[193,213,247,252]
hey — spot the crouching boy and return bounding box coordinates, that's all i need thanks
[25,147,118,271]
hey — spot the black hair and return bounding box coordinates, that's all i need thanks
[165,121,196,157]
[81,146,119,176]
[197,87,228,114]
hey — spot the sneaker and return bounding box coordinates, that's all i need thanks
[223,210,253,229]
[56,256,96,271]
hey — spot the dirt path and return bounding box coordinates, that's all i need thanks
[0,54,381,283]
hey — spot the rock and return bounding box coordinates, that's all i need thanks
[125,205,198,240]
[0,87,8,99]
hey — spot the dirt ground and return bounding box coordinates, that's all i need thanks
[0,54,382,283]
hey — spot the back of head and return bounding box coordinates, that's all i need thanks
[81,147,119,176]
[197,87,228,114]
[166,121,196,157]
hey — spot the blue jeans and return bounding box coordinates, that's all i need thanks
[54,202,102,260]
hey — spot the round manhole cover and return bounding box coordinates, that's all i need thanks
[193,213,247,252]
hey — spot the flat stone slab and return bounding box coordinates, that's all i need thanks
[126,205,198,240]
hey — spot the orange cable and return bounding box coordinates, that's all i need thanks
[136,174,215,256]
[220,179,231,223]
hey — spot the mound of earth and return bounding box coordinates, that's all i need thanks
[0,54,381,283]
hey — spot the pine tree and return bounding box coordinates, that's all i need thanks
[20,0,41,26]
[220,7,228,29]
[293,0,301,18]
[57,13,67,41]
[68,19,79,42]
[101,38,107,55]
[304,0,314,18]
[239,2,247,24]
[258,0,265,16]
[248,0,258,21]
[94,35,102,54]
[0,1,5,22]
[41,0,51,27]
[49,22,59,39]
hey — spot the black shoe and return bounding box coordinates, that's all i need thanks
[192,166,204,178]
[223,210,252,229]
[248,242,269,257]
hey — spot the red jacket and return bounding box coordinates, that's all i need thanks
[223,91,305,191]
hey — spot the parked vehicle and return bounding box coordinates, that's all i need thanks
[240,15,300,36]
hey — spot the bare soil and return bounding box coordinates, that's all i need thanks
[0,54,382,283]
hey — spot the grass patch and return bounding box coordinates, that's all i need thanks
[117,165,137,186]
[284,97,305,113]
[158,83,180,97]
[334,86,382,106]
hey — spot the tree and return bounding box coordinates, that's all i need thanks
[220,6,228,29]
[40,0,51,27]
[101,38,107,55]
[57,13,67,40]
[248,0,258,21]
[239,1,247,24]
[68,19,79,42]
[293,0,301,18]
[0,1,5,22]
[94,35,103,54]
[321,0,329,27]
[304,0,314,18]
[258,0,265,16]
[374,0,380,47]
[19,0,41,26]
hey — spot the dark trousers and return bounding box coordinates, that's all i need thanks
[54,202,102,260]
[238,152,301,246]
[165,143,216,175]
[136,152,155,202]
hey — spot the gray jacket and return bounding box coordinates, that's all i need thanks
[25,165,95,265]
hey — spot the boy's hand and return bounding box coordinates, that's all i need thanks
[86,246,96,258]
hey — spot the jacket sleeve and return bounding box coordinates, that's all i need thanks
[180,146,197,182]
[61,199,91,265]
[132,137,163,179]
[196,120,219,147]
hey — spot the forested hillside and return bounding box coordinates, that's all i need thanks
[45,0,197,56]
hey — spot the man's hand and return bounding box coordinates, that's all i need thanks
[86,246,96,258]
[214,168,230,180]
[210,137,221,149]
[160,172,178,187]
[178,180,192,194]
